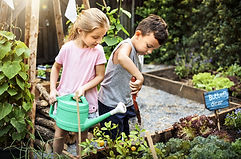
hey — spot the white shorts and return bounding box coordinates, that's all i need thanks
[88,111,98,119]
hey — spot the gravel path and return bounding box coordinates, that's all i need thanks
[130,85,213,134]
[127,64,213,133]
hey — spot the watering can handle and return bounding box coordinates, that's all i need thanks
[70,94,88,104]
[49,101,57,119]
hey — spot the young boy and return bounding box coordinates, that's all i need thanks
[98,14,168,139]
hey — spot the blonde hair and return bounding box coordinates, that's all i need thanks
[67,8,109,42]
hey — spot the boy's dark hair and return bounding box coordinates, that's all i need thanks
[136,14,168,45]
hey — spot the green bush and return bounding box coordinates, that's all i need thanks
[136,0,241,74]
[0,31,34,147]
[224,108,241,131]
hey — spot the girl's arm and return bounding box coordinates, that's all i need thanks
[76,64,105,97]
[115,43,144,94]
[49,62,62,103]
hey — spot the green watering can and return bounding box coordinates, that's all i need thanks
[49,94,126,132]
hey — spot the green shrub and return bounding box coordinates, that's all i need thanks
[136,0,241,72]
[0,31,34,147]
[224,108,241,131]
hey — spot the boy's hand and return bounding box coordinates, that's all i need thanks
[129,79,143,95]
[49,89,59,104]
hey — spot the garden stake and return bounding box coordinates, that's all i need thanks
[75,93,82,159]
[146,131,158,159]
[214,110,221,131]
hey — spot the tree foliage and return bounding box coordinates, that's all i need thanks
[136,0,241,70]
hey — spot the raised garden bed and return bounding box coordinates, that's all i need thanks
[142,66,241,142]
[143,66,240,106]
[149,104,241,144]
[76,104,241,159]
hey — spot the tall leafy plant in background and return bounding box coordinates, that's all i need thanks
[0,31,34,147]
[66,1,131,60]
[98,0,131,60]
[136,0,241,78]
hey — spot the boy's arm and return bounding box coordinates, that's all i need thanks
[49,62,61,103]
[116,43,144,94]
[76,64,105,97]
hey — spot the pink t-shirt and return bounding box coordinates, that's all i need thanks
[55,41,106,113]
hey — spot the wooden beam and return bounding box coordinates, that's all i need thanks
[26,0,40,156]
[53,0,65,49]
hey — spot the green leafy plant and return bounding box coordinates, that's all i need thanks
[155,135,240,158]
[192,72,234,91]
[224,108,241,131]
[37,64,52,80]
[0,31,34,147]
[97,0,131,60]
[175,52,214,79]
[80,121,151,158]
[216,64,241,97]
[65,1,131,61]
[136,0,241,68]
[189,135,237,159]
[231,138,241,156]
[156,138,190,158]
[173,114,217,140]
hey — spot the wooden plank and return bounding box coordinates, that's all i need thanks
[146,131,158,159]
[144,66,179,80]
[53,0,65,49]
[143,72,206,103]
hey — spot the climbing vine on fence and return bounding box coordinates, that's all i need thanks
[0,31,34,147]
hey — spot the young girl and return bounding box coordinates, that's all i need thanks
[49,8,109,156]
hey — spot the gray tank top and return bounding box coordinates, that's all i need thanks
[98,38,142,108]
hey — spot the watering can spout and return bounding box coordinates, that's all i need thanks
[84,102,126,131]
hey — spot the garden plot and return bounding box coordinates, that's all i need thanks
[130,85,213,134]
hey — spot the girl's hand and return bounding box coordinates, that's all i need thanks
[49,89,59,104]
[75,86,86,98]
[129,79,143,95]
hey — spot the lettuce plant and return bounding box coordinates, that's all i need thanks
[192,72,234,91]
[173,114,216,140]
